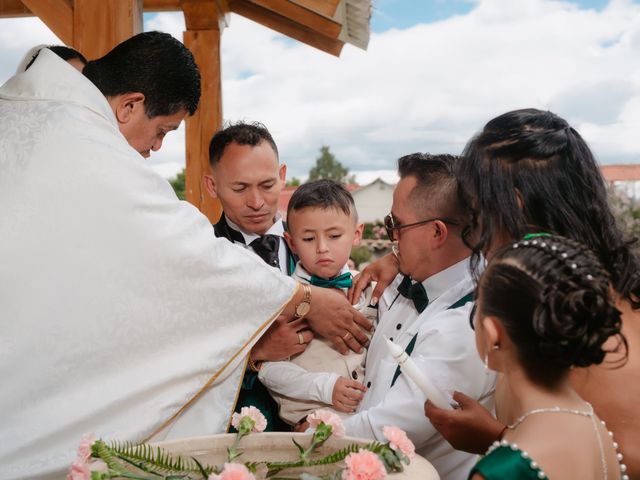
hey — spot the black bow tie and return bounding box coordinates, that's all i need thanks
[397,275,429,313]
[250,234,280,268]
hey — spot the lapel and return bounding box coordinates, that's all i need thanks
[213,215,298,276]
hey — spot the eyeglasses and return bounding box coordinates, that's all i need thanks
[469,303,477,330]
[383,213,459,242]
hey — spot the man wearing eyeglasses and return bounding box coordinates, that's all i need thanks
[342,153,496,480]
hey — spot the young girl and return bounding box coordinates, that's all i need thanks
[469,235,627,479]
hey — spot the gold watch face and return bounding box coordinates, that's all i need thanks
[295,302,310,317]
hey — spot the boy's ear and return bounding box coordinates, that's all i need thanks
[353,222,364,246]
[283,231,297,254]
[202,174,218,199]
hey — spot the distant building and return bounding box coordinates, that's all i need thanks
[601,164,640,200]
[351,178,395,223]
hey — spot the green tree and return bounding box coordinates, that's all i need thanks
[308,146,354,184]
[286,177,301,187]
[170,168,186,200]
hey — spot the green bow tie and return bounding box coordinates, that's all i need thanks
[397,275,429,313]
[309,272,353,289]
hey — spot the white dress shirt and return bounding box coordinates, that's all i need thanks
[226,215,289,275]
[343,258,496,480]
[259,263,377,424]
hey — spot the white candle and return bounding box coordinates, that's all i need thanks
[384,336,453,410]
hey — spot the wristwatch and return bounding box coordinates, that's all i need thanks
[294,284,311,319]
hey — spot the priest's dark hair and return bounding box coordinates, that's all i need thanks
[457,108,640,309]
[479,235,627,385]
[287,179,357,227]
[209,121,279,167]
[83,31,200,117]
[24,45,88,70]
[397,152,463,220]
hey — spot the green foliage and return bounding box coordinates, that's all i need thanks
[92,439,214,479]
[350,246,371,267]
[609,186,640,250]
[362,222,385,240]
[308,146,354,184]
[286,177,301,187]
[169,168,186,201]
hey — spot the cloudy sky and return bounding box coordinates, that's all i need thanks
[1,0,639,183]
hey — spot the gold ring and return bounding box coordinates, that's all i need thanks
[298,332,305,345]
[343,331,351,341]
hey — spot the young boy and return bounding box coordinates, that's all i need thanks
[259,179,377,426]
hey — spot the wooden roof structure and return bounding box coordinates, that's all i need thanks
[0,0,372,221]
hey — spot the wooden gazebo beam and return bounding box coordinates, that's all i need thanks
[2,0,369,223]
[181,0,225,221]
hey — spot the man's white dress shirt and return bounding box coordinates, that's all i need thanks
[226,215,289,274]
[343,258,496,480]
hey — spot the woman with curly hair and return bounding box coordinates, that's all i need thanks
[468,235,626,479]
[352,108,640,477]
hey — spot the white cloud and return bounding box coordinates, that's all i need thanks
[2,0,640,181]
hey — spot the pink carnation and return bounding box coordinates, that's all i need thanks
[307,409,346,437]
[209,462,256,480]
[231,406,267,433]
[341,450,386,480]
[76,433,95,462]
[66,458,90,480]
[382,426,415,459]
[66,433,96,480]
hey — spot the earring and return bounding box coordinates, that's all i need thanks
[484,344,499,372]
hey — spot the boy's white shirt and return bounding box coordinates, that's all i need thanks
[259,263,375,421]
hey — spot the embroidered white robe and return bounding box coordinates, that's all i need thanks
[0,49,296,480]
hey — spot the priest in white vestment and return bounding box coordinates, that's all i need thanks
[0,39,366,480]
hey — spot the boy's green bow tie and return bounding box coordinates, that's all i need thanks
[309,272,353,289]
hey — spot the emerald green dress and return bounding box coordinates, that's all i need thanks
[469,442,548,479]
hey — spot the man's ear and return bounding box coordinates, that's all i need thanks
[353,222,364,246]
[278,163,287,185]
[203,174,218,199]
[283,231,297,254]
[431,220,449,248]
[111,92,145,124]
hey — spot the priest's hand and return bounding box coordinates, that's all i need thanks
[251,316,313,362]
[349,252,400,306]
[424,391,505,454]
[307,286,372,355]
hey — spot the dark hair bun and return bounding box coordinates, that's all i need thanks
[481,234,627,384]
[535,283,622,368]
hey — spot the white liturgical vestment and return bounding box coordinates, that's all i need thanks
[0,50,296,480]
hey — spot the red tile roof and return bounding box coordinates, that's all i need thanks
[600,164,640,182]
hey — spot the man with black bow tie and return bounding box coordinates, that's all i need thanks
[342,154,495,480]
[204,122,371,431]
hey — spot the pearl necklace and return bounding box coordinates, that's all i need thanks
[506,402,594,430]
[500,402,628,480]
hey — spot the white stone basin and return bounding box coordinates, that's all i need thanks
[153,433,440,479]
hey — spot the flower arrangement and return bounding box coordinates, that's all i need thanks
[68,408,415,480]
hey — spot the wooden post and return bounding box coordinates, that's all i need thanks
[182,1,225,222]
[73,0,143,59]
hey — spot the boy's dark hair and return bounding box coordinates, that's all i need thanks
[287,179,357,225]
[83,31,200,117]
[457,108,640,308]
[397,153,463,220]
[25,45,88,70]
[209,121,279,167]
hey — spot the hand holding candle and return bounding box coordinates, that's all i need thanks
[384,336,453,410]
